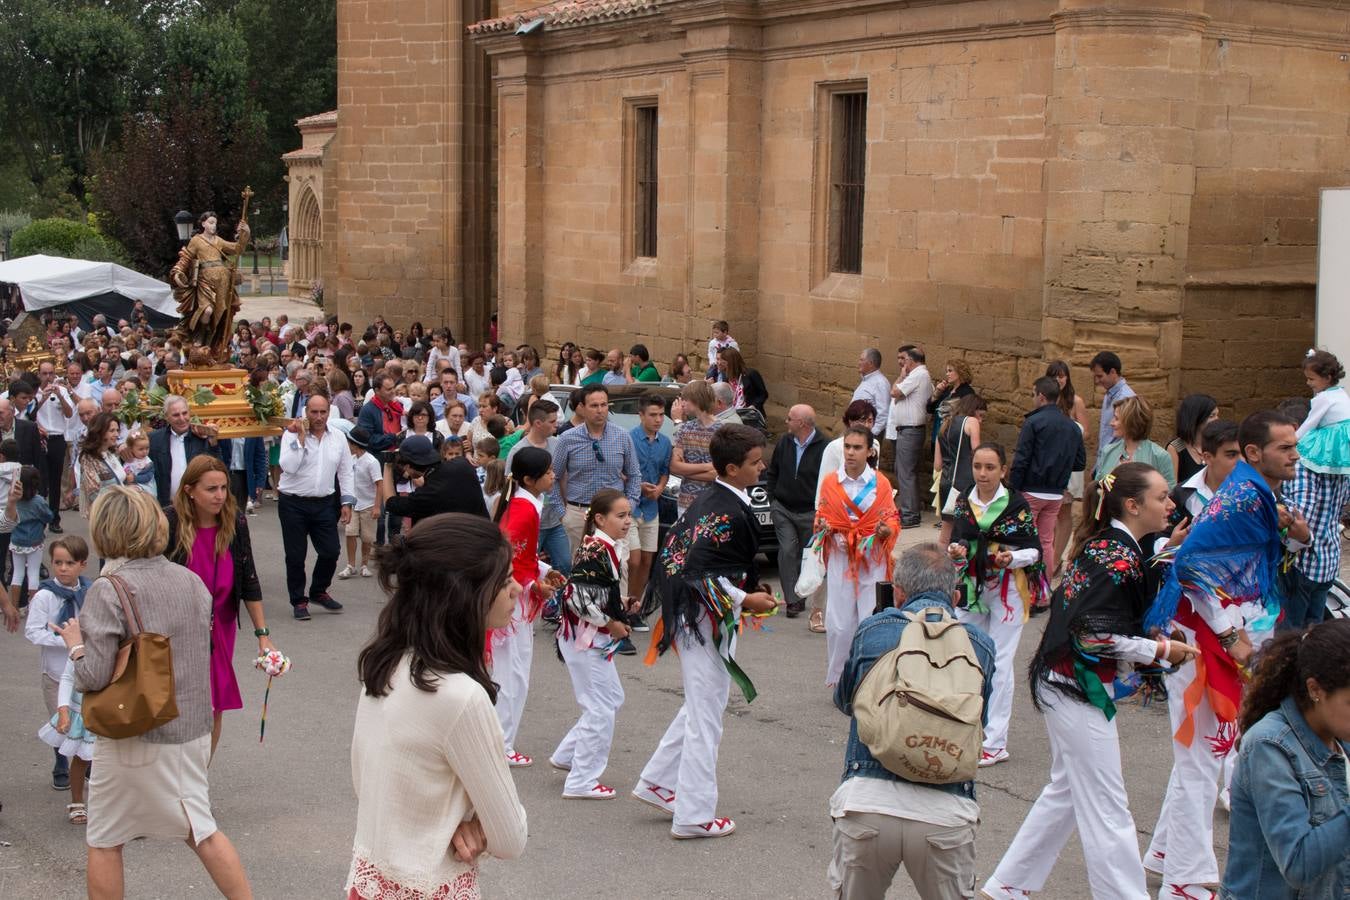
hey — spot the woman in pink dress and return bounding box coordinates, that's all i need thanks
[165,454,272,759]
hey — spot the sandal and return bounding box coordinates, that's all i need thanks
[808,610,825,633]
[67,802,87,824]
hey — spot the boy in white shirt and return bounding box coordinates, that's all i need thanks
[23,535,90,791]
[338,427,383,579]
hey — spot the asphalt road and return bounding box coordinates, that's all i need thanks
[0,506,1227,898]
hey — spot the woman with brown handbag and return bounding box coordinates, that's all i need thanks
[53,487,253,899]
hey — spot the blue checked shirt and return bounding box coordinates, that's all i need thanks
[1282,464,1350,583]
[630,425,672,522]
[550,420,642,509]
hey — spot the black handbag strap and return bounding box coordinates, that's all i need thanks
[103,573,144,636]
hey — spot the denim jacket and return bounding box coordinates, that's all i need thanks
[833,592,997,801]
[1222,696,1350,900]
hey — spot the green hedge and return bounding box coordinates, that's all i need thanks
[11,217,129,265]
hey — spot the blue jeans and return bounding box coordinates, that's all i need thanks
[1278,568,1333,631]
[539,524,571,576]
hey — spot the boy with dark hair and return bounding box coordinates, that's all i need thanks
[1170,419,1240,522]
[635,423,779,839]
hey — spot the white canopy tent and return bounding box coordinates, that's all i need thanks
[0,254,179,327]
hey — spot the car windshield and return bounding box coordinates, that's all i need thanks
[551,387,679,438]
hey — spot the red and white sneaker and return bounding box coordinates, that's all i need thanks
[980,883,1030,900]
[1143,849,1166,875]
[978,748,1010,767]
[505,751,533,768]
[671,817,736,840]
[631,782,676,816]
[1161,884,1216,900]
[563,783,617,800]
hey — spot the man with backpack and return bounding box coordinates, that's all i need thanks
[829,542,996,900]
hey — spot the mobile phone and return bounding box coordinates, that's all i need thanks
[874,582,895,614]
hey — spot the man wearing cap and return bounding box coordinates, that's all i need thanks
[383,434,487,525]
[278,393,355,622]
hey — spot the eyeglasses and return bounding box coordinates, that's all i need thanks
[591,440,606,463]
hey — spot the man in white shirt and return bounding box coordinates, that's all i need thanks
[278,393,355,621]
[851,349,890,438]
[32,361,74,533]
[148,396,223,505]
[886,344,933,528]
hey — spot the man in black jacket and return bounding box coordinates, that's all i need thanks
[149,395,224,506]
[766,404,829,617]
[384,435,488,525]
[1009,376,1085,577]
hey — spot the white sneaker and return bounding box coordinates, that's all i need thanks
[978,747,1009,767]
[562,783,617,800]
[360,565,373,577]
[671,817,735,840]
[336,565,356,579]
[504,751,533,768]
[980,883,1030,900]
[245,500,257,516]
[631,782,676,816]
[1160,884,1217,900]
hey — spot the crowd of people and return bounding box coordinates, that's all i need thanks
[1,300,1347,900]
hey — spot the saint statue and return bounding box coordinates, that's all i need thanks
[170,197,251,366]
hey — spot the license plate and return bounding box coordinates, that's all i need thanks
[755,511,772,526]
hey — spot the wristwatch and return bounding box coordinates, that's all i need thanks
[254,627,270,637]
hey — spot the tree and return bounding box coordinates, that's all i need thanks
[0,0,147,200]
[90,79,266,275]
[9,216,127,264]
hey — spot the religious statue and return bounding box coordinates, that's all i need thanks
[169,187,253,366]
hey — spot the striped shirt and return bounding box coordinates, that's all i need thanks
[1283,463,1350,583]
[549,420,642,508]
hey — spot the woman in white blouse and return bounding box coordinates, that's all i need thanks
[348,512,527,900]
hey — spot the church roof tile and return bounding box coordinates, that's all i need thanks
[468,0,660,35]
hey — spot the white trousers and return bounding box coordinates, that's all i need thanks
[824,551,885,686]
[1146,624,1223,885]
[989,696,1148,899]
[637,618,730,826]
[553,635,624,794]
[491,605,534,754]
[955,580,1025,753]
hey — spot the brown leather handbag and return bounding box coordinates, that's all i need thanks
[81,574,179,739]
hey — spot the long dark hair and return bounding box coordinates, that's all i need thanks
[1071,462,1158,560]
[79,413,120,459]
[1045,359,1076,417]
[358,513,511,701]
[1239,619,1350,734]
[493,447,552,524]
[1174,393,1218,445]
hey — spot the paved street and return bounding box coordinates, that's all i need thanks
[0,506,1225,899]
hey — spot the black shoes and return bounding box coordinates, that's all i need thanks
[310,593,344,612]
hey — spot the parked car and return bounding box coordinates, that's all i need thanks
[547,383,778,557]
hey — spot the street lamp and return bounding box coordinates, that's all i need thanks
[252,205,260,275]
[174,210,193,244]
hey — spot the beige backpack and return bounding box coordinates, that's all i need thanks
[852,606,985,785]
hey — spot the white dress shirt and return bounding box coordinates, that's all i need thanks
[168,429,189,496]
[885,364,933,438]
[34,384,74,435]
[278,428,356,505]
[851,369,891,437]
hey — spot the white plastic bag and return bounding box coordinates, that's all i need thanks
[795,545,824,598]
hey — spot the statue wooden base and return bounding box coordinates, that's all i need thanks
[163,369,284,438]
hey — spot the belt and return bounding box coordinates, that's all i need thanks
[895,424,924,429]
[280,491,335,501]
[199,260,225,269]
[567,500,589,509]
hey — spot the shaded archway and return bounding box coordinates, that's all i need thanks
[293,186,322,291]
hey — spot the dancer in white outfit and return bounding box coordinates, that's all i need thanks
[983,463,1199,900]
[946,442,1049,767]
[815,427,899,687]
[635,425,780,839]
[551,489,631,799]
